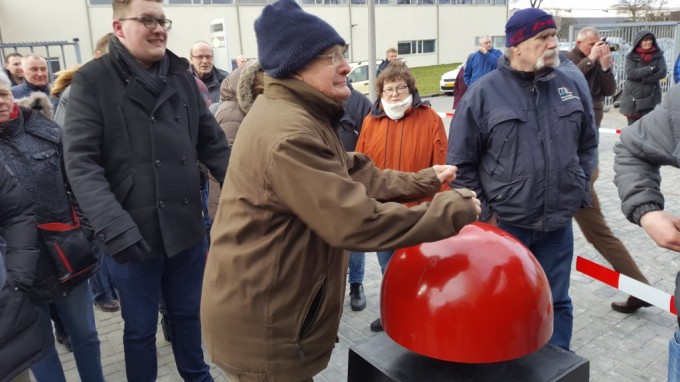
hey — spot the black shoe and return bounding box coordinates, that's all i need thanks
[161,314,171,343]
[349,283,366,311]
[611,296,652,314]
[370,317,383,332]
[95,298,120,313]
[56,332,73,352]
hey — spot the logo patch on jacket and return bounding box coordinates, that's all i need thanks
[558,87,579,102]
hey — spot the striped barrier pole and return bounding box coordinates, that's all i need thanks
[576,256,677,315]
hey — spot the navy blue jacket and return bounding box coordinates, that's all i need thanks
[338,83,371,151]
[447,56,598,231]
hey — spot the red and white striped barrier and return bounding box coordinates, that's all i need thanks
[576,256,677,315]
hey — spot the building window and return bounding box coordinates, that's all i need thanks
[397,39,436,55]
[167,0,233,4]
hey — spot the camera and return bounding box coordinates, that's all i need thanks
[602,37,619,52]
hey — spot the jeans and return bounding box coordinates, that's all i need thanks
[31,281,104,382]
[377,250,395,274]
[89,241,117,304]
[106,240,212,382]
[670,330,680,382]
[498,221,574,351]
[348,252,365,284]
[201,180,212,246]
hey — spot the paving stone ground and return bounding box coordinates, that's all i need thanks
[52,109,680,381]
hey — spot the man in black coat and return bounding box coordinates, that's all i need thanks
[62,0,230,380]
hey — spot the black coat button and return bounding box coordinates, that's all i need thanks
[154,160,162,167]
[151,116,157,124]
[175,115,181,122]
[181,157,187,164]
[97,233,105,241]
[159,201,165,208]
[183,197,190,205]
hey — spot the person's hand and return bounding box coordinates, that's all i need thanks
[588,40,605,62]
[113,239,151,264]
[433,165,457,184]
[599,43,612,70]
[470,191,481,217]
[639,211,680,252]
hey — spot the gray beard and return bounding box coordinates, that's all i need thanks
[536,49,560,70]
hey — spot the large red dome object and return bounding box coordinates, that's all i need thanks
[381,222,553,363]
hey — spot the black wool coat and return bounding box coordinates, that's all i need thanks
[63,46,230,259]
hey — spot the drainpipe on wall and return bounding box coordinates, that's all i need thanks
[85,0,95,55]
[236,0,244,56]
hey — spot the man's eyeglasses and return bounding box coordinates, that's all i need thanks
[119,16,173,31]
[317,49,348,66]
[382,85,409,96]
[191,55,213,61]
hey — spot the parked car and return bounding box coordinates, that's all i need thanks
[439,65,462,95]
[347,60,383,95]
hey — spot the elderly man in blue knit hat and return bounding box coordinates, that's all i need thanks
[447,7,598,351]
[201,0,481,380]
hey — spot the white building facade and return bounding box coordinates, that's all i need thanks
[0,0,508,72]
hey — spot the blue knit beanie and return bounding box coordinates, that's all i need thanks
[505,8,556,47]
[255,0,346,78]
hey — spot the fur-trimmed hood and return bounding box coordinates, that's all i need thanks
[219,60,263,115]
[15,92,53,120]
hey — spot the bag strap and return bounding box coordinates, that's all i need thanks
[69,204,80,228]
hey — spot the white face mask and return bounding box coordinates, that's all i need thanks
[381,94,413,121]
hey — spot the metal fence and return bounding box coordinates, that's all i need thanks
[567,21,680,108]
[0,39,82,83]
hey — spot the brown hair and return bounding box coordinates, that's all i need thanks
[376,60,416,96]
[113,0,162,18]
[4,52,22,65]
[386,47,397,55]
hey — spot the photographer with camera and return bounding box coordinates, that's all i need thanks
[567,26,653,314]
[568,27,616,127]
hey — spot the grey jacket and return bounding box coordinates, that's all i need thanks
[619,30,667,116]
[614,83,680,225]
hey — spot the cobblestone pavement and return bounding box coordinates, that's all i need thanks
[53,110,680,381]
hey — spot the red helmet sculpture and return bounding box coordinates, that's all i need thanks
[381,222,553,363]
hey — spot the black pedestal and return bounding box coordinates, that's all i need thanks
[348,334,589,382]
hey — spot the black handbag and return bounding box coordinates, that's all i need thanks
[633,93,657,113]
[37,205,97,287]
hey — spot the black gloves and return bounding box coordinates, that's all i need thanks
[113,239,151,264]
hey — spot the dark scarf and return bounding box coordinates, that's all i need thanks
[111,36,169,96]
[635,46,656,63]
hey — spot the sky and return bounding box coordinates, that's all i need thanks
[515,0,680,10]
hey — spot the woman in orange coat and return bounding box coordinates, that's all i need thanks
[355,60,448,332]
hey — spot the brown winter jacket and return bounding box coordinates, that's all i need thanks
[201,76,479,381]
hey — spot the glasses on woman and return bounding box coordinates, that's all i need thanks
[119,16,173,31]
[382,85,409,96]
[317,49,348,66]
